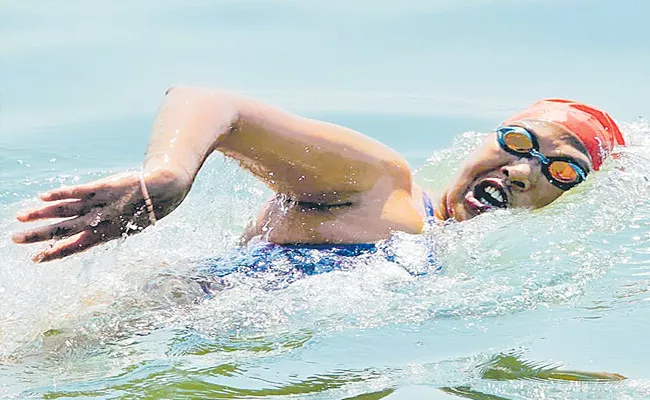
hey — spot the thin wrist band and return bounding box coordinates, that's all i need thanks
[139,172,157,226]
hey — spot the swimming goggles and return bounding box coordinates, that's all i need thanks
[496,125,588,191]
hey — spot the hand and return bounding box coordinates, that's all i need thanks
[12,169,189,263]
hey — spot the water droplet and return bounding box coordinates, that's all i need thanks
[89,214,102,227]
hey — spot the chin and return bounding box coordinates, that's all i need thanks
[436,189,471,222]
[434,191,452,221]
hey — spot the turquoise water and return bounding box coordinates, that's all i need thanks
[2,111,650,399]
[3,1,650,398]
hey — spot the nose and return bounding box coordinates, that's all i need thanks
[501,159,539,191]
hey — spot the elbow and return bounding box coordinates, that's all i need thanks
[164,84,206,96]
[163,83,242,124]
[160,84,242,154]
[163,84,236,104]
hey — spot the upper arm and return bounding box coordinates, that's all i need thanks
[216,96,413,205]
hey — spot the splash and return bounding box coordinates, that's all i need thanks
[1,118,649,398]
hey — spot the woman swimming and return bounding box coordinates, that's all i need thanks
[11,87,624,263]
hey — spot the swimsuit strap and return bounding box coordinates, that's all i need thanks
[421,191,443,273]
[422,191,436,224]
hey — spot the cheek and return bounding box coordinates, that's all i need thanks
[455,141,509,182]
[520,185,564,208]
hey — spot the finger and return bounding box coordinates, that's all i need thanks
[16,200,88,222]
[12,216,87,244]
[33,229,105,263]
[40,185,102,202]
[40,172,135,202]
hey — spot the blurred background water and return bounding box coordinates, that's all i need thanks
[2,1,650,399]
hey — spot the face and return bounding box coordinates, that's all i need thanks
[435,119,593,222]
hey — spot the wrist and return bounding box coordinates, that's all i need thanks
[141,167,191,219]
[138,172,157,225]
[143,157,193,186]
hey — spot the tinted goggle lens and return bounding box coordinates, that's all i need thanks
[498,126,586,188]
[502,130,534,153]
[548,160,579,183]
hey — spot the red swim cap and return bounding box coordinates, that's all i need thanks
[503,99,625,170]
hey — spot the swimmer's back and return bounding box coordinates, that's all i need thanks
[242,185,431,245]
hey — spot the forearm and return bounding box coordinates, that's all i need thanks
[143,86,239,185]
[142,85,413,207]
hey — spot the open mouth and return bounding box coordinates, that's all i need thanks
[475,179,508,208]
[464,179,508,215]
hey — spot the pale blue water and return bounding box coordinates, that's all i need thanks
[2,109,650,399]
[3,1,650,399]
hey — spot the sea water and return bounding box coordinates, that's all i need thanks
[1,111,650,399]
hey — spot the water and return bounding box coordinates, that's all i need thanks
[3,0,650,397]
[1,110,650,399]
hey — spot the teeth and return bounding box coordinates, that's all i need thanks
[483,185,504,204]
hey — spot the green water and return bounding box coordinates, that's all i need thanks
[3,0,650,396]
[2,111,650,399]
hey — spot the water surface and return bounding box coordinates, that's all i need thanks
[2,112,650,399]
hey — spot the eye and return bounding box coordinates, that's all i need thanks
[503,131,534,153]
[548,161,579,183]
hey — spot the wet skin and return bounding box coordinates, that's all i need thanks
[435,119,593,222]
[10,87,595,262]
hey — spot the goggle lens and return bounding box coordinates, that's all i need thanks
[497,126,587,189]
[503,131,534,153]
[548,161,579,183]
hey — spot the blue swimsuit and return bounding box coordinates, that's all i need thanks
[197,192,439,294]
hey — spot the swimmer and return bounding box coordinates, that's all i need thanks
[11,87,625,263]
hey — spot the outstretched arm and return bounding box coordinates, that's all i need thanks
[145,85,412,204]
[13,86,415,262]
